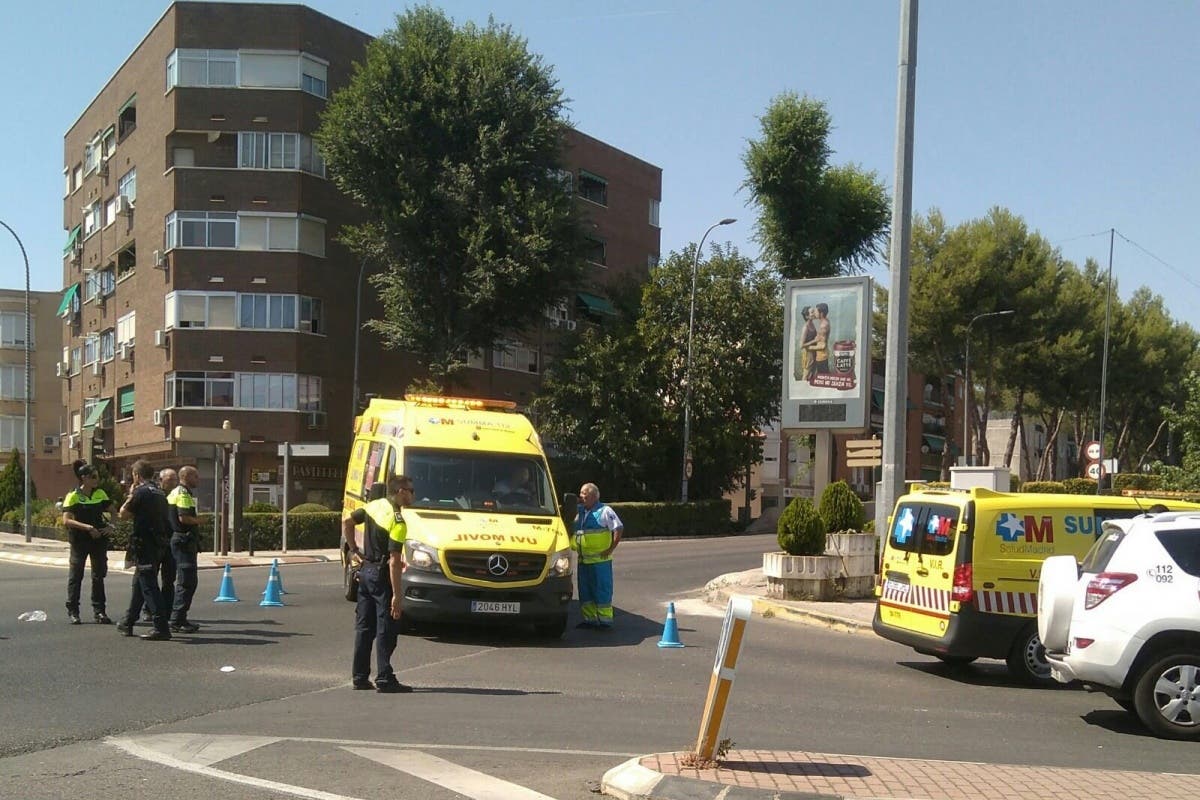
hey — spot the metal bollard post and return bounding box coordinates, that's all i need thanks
[245,524,254,557]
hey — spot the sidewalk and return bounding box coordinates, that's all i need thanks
[0,530,337,571]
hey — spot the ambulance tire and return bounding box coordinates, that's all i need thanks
[343,561,359,602]
[534,614,568,639]
[1037,555,1077,652]
[1006,625,1055,686]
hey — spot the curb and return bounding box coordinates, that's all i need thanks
[708,587,873,635]
[601,755,845,800]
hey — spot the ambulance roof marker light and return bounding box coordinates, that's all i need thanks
[404,394,516,412]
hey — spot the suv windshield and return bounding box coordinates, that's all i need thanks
[403,447,555,515]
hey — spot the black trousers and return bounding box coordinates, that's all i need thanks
[66,534,108,614]
[170,532,199,624]
[157,547,177,618]
[352,562,399,684]
[123,546,169,633]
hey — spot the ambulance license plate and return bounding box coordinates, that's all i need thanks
[471,601,520,614]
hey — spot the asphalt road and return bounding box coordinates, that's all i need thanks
[1,533,1196,800]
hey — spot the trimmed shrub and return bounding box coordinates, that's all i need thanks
[1061,477,1097,495]
[818,480,865,533]
[1020,480,1066,494]
[244,501,280,513]
[776,497,825,556]
[568,499,731,537]
[1009,472,1021,492]
[922,481,950,489]
[289,502,332,513]
[1112,473,1163,492]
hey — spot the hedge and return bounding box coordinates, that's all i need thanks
[562,499,732,537]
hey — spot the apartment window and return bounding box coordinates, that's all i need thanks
[70,347,81,375]
[240,51,300,88]
[0,367,29,401]
[299,296,323,334]
[165,211,237,249]
[84,134,102,175]
[165,371,318,411]
[104,196,119,228]
[173,148,195,168]
[464,349,486,370]
[116,311,135,345]
[584,235,607,266]
[167,49,237,89]
[298,374,322,411]
[0,417,25,453]
[0,312,30,347]
[166,371,234,408]
[117,95,137,140]
[301,55,328,98]
[83,203,101,238]
[577,170,608,206]
[117,385,135,421]
[83,268,114,301]
[493,340,540,374]
[100,329,115,363]
[649,198,661,227]
[166,292,236,329]
[238,373,297,409]
[83,336,99,365]
[237,132,325,176]
[64,168,71,198]
[239,294,296,329]
[72,164,83,192]
[237,213,325,256]
[71,411,81,435]
[118,168,136,202]
[101,127,116,160]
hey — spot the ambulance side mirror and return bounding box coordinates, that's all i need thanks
[563,492,578,510]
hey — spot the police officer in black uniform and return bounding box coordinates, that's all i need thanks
[62,460,115,625]
[341,475,414,693]
[116,459,173,640]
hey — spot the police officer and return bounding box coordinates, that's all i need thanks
[62,460,115,625]
[341,475,414,693]
[573,482,623,630]
[116,459,173,640]
[167,465,202,633]
[140,467,179,624]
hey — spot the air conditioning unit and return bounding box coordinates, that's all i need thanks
[118,342,133,361]
[154,329,167,348]
[117,195,134,215]
[153,250,166,269]
[152,409,166,427]
[91,362,101,377]
[565,320,577,331]
[70,247,82,265]
[55,362,68,378]
[307,411,327,429]
[43,434,59,448]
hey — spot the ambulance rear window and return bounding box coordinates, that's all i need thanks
[890,502,960,557]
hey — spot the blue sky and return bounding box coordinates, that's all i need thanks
[4,1,1198,328]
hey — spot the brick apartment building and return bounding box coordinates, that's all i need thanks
[0,290,75,501]
[59,2,662,511]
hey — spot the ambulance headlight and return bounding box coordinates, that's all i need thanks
[405,541,440,573]
[549,549,572,577]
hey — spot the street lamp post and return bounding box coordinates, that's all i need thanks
[0,220,31,542]
[962,309,1015,466]
[681,217,735,503]
[351,257,370,420]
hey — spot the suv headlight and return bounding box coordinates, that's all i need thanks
[404,541,441,573]
[549,549,572,577]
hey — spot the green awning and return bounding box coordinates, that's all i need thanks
[922,434,946,454]
[83,399,111,429]
[118,386,135,415]
[63,226,81,255]
[577,292,616,316]
[57,284,80,317]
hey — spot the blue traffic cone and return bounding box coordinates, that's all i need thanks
[657,601,685,648]
[261,558,288,595]
[260,571,284,607]
[214,564,240,602]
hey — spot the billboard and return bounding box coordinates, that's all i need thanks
[781,276,871,432]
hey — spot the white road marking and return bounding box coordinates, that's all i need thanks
[344,747,559,800]
[147,732,280,766]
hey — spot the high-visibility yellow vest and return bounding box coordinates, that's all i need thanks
[574,503,614,565]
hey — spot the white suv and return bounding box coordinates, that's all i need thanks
[1038,512,1200,740]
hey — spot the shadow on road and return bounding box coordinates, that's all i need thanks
[410,606,665,649]
[1080,708,1155,737]
[172,626,313,646]
[720,759,871,778]
[896,659,1068,690]
[413,686,561,696]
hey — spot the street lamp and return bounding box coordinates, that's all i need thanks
[351,257,370,420]
[681,217,736,503]
[0,220,31,542]
[962,309,1015,466]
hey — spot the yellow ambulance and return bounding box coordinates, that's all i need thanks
[872,486,1197,684]
[342,394,574,637]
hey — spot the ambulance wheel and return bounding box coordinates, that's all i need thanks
[534,614,568,639]
[343,560,359,602]
[1006,624,1054,686]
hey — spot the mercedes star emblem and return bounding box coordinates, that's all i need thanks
[487,554,510,576]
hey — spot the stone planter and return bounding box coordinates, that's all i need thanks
[824,532,878,598]
[763,552,841,601]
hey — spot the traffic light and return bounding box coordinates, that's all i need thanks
[90,433,104,463]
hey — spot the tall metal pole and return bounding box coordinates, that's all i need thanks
[875,0,919,544]
[351,258,368,420]
[962,309,1015,466]
[1096,227,1115,495]
[681,217,735,502]
[0,220,32,542]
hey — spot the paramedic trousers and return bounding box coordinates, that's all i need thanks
[577,559,614,626]
[353,562,399,684]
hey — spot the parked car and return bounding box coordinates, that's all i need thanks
[1038,511,1200,740]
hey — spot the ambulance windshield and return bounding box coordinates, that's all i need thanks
[403,448,556,515]
[890,502,960,557]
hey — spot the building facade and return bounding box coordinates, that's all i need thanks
[0,291,75,501]
[60,2,661,512]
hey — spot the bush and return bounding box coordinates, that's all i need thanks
[1061,477,1097,495]
[567,499,731,537]
[1112,473,1163,493]
[1020,480,1066,494]
[818,480,865,533]
[244,501,280,513]
[1009,472,1021,492]
[776,497,825,556]
[289,502,332,513]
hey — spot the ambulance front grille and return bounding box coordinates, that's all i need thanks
[444,551,546,582]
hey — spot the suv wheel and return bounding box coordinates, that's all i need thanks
[1133,651,1200,740]
[1006,625,1055,686]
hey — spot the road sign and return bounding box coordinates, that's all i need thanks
[277,442,330,457]
[174,425,241,444]
[1085,462,1106,480]
[1084,441,1102,462]
[695,595,752,760]
[846,438,882,468]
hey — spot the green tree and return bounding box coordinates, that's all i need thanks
[1157,371,1200,490]
[535,245,781,500]
[0,450,34,516]
[742,93,890,278]
[316,6,586,383]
